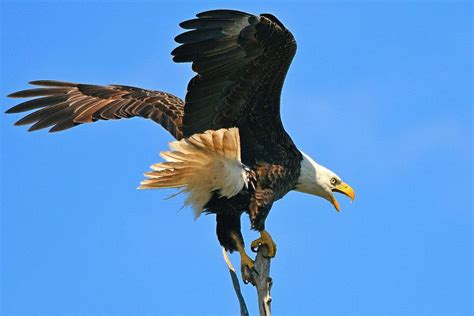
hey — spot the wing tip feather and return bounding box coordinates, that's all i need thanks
[7,91,27,98]
[196,9,251,18]
[29,80,77,87]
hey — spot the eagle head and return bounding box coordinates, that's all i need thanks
[295,151,355,211]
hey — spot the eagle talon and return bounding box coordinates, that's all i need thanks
[251,230,277,258]
[241,254,257,285]
[242,274,255,285]
[251,243,261,253]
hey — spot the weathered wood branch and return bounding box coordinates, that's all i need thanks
[223,246,273,316]
[253,247,272,316]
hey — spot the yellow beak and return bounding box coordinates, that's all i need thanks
[331,182,355,212]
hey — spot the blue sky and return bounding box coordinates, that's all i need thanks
[1,1,472,315]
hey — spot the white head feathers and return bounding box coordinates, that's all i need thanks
[295,151,342,204]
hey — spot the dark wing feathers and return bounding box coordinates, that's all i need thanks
[172,9,297,139]
[6,80,184,138]
[6,9,296,147]
[8,87,72,98]
[30,80,77,87]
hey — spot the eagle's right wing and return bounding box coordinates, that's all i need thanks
[6,80,184,139]
[172,9,297,141]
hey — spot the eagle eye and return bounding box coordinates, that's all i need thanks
[330,177,337,185]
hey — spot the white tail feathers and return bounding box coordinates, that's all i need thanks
[139,128,250,217]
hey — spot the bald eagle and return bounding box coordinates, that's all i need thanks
[6,9,355,283]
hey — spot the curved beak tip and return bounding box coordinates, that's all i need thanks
[331,182,355,211]
[349,191,355,203]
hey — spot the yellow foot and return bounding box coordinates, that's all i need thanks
[251,230,277,258]
[230,232,259,285]
[240,252,258,285]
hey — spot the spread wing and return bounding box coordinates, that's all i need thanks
[6,80,184,139]
[172,9,297,140]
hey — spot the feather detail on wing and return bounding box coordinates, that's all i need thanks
[172,9,297,138]
[139,127,250,217]
[6,80,184,138]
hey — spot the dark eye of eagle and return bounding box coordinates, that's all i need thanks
[330,177,337,185]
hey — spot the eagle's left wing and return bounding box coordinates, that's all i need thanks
[6,80,184,138]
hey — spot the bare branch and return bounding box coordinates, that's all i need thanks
[253,247,272,316]
[223,246,273,316]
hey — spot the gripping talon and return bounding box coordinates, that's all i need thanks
[239,247,257,285]
[251,230,277,258]
[241,259,256,285]
[251,243,261,253]
[230,232,260,285]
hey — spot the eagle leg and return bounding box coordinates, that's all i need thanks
[251,230,277,259]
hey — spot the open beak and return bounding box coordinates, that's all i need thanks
[331,182,355,212]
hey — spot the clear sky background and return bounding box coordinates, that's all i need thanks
[1,1,472,315]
